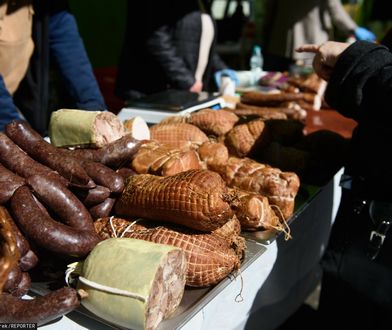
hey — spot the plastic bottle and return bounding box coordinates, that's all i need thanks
[250,45,263,71]
[249,45,264,85]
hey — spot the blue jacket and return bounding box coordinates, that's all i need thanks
[0,0,105,134]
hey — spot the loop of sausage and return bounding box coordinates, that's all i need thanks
[0,134,67,186]
[5,120,95,189]
[65,134,145,168]
[0,287,80,325]
[82,160,124,194]
[10,186,101,257]
[26,174,94,232]
[3,267,31,297]
[72,185,111,207]
[0,163,25,205]
[89,197,116,220]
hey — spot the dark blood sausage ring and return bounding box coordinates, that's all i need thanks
[66,134,145,168]
[89,197,116,220]
[5,120,95,189]
[0,287,80,325]
[0,164,25,205]
[72,185,111,207]
[10,186,101,257]
[0,133,67,186]
[26,174,94,232]
[81,160,124,194]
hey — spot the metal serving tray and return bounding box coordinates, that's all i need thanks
[30,239,267,330]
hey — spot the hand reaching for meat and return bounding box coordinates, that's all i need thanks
[296,41,350,81]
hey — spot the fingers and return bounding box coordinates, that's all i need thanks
[295,44,320,53]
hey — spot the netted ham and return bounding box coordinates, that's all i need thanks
[94,217,244,287]
[224,118,269,157]
[241,91,305,107]
[159,109,239,137]
[114,170,234,232]
[49,109,125,148]
[197,141,229,169]
[227,188,285,233]
[234,103,307,122]
[131,140,201,176]
[149,123,208,150]
[211,157,300,220]
[188,109,239,136]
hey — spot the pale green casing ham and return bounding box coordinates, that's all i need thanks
[49,109,125,148]
[77,238,187,330]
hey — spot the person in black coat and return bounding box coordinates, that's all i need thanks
[297,40,392,328]
[115,0,236,101]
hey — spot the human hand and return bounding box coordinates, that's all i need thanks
[190,80,203,93]
[355,27,376,42]
[296,42,350,81]
[214,69,239,88]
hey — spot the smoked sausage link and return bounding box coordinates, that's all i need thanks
[26,174,94,232]
[0,163,25,205]
[10,186,101,257]
[0,287,80,325]
[0,133,67,185]
[5,120,95,189]
[72,185,111,207]
[67,134,145,168]
[82,160,124,194]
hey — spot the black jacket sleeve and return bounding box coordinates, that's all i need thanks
[325,41,392,120]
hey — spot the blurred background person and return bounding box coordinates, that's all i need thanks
[261,0,376,72]
[0,0,106,134]
[115,0,238,102]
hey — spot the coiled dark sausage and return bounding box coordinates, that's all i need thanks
[66,134,145,168]
[82,160,124,194]
[89,197,116,220]
[72,185,111,207]
[0,134,67,186]
[0,287,80,325]
[26,175,94,232]
[5,120,95,189]
[11,186,101,257]
[0,163,25,205]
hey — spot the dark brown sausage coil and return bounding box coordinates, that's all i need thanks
[81,160,124,194]
[5,120,95,189]
[26,174,94,232]
[10,186,101,257]
[65,134,145,168]
[89,197,116,220]
[0,287,80,325]
[72,185,111,207]
[0,163,25,205]
[0,133,67,186]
